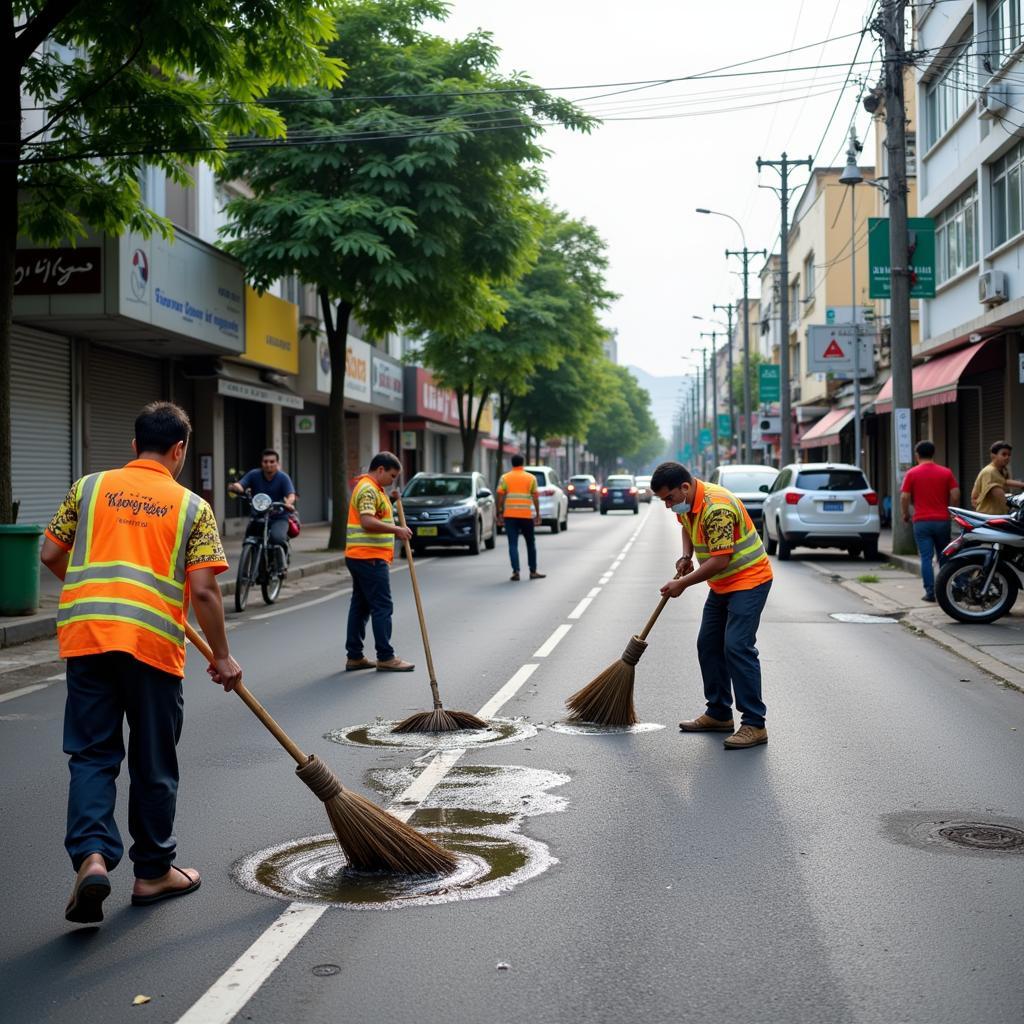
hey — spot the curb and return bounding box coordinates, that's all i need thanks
[0,554,349,650]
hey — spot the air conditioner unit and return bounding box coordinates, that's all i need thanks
[978,87,1009,120]
[979,269,1009,306]
[758,416,782,433]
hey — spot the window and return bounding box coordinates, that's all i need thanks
[935,185,979,281]
[925,40,973,149]
[802,253,815,303]
[992,141,1024,246]
[987,0,1021,69]
[789,281,800,323]
[795,469,869,492]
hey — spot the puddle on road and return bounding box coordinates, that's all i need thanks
[232,764,567,910]
[327,717,536,750]
[543,721,665,736]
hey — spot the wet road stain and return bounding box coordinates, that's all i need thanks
[543,721,665,736]
[232,764,567,910]
[327,717,536,750]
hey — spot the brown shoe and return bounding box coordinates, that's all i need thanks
[529,571,546,579]
[679,713,735,732]
[510,572,520,581]
[345,657,376,672]
[723,724,768,749]
[376,657,415,672]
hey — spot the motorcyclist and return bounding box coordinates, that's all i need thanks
[228,449,297,571]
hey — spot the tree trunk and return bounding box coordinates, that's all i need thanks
[494,390,513,491]
[0,51,20,524]
[323,292,352,550]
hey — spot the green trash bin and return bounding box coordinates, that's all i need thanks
[0,524,45,616]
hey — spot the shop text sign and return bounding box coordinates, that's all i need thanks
[868,217,936,298]
[415,368,462,427]
[14,247,101,295]
[371,354,404,407]
[243,287,298,374]
[314,333,372,402]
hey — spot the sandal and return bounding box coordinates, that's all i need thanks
[131,865,201,906]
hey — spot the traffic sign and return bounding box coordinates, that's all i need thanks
[759,363,781,403]
[699,428,712,448]
[806,324,874,377]
[682,443,693,461]
[717,412,731,435]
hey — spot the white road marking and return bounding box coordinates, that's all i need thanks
[476,663,539,720]
[586,587,602,598]
[249,589,349,621]
[610,560,622,570]
[388,748,466,821]
[0,682,49,703]
[568,597,592,620]
[533,624,572,658]
[599,575,612,584]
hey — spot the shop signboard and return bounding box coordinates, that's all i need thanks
[699,428,713,447]
[868,217,936,298]
[314,333,373,403]
[414,368,462,427]
[217,378,303,409]
[759,363,781,403]
[371,352,404,411]
[14,247,101,295]
[294,414,316,434]
[242,287,299,374]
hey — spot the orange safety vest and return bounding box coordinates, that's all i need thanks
[345,475,395,562]
[57,461,203,678]
[498,468,538,519]
[678,479,773,594]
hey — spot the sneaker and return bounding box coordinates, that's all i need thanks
[510,572,520,581]
[723,724,768,749]
[376,657,415,672]
[345,657,376,672]
[922,593,936,603]
[529,571,546,579]
[679,713,735,732]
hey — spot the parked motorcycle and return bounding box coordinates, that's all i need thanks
[235,492,291,612]
[936,493,1024,624]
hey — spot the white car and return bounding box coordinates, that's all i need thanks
[760,462,880,560]
[708,464,779,530]
[525,465,570,534]
[634,475,653,503]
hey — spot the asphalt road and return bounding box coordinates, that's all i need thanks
[2,505,1023,1024]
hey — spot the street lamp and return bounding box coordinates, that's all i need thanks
[839,129,864,469]
[693,313,731,460]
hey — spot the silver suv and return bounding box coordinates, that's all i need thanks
[761,462,880,560]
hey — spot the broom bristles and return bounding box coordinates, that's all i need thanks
[296,754,457,875]
[565,659,638,726]
[392,707,489,734]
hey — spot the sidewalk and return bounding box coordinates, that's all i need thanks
[0,524,348,649]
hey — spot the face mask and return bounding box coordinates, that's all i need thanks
[671,497,691,515]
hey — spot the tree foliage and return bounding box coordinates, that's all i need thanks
[1,0,343,522]
[220,0,594,546]
[583,364,663,475]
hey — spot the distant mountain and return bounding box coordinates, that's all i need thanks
[626,365,686,443]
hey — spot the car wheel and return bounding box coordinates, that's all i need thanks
[561,511,568,531]
[761,519,777,556]
[632,505,639,515]
[600,508,607,516]
[862,536,879,560]
[776,521,792,561]
[550,518,560,534]
[411,542,427,557]
[468,518,482,555]
[847,543,863,560]
[485,520,496,550]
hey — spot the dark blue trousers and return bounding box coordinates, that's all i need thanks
[913,519,950,598]
[345,557,395,661]
[505,518,537,573]
[696,581,772,728]
[63,652,184,878]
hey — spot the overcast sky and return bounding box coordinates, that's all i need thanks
[434,0,884,379]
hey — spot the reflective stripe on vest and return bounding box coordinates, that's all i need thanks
[57,470,201,673]
[346,478,395,559]
[686,483,768,584]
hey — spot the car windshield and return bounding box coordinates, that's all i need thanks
[403,476,472,498]
[606,477,633,486]
[570,476,593,485]
[719,470,778,493]
[795,469,869,492]
[527,470,547,486]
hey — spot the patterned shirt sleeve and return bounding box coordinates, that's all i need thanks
[356,484,381,516]
[45,482,80,551]
[497,476,508,494]
[186,500,228,572]
[703,506,737,555]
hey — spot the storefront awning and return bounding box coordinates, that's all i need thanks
[481,437,520,454]
[799,408,855,448]
[873,339,994,413]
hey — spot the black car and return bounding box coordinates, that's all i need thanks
[567,474,598,509]
[600,474,639,514]
[401,472,497,555]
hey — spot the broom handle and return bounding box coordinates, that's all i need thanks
[637,570,685,642]
[394,498,442,707]
[184,620,308,767]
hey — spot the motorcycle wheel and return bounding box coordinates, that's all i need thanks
[235,544,255,612]
[936,554,1019,624]
[261,551,284,605]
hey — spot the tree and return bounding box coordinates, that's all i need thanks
[732,350,765,409]
[418,204,614,473]
[583,364,662,476]
[1,1,343,523]
[220,0,593,547]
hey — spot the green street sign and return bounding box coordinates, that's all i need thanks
[759,363,781,403]
[699,428,713,448]
[682,443,693,461]
[717,413,731,435]
[868,217,936,298]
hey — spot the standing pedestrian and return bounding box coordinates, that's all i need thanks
[651,461,773,749]
[344,452,415,672]
[900,440,960,602]
[496,454,545,582]
[971,440,1024,514]
[40,402,242,925]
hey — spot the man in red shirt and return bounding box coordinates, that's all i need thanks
[900,440,960,602]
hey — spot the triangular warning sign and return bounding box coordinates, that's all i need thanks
[822,338,845,358]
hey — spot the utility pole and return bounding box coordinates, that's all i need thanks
[700,331,721,466]
[726,247,767,463]
[712,302,737,456]
[874,0,914,554]
[756,152,812,467]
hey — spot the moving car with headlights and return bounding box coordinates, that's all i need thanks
[400,472,497,555]
[524,465,570,533]
[707,464,778,529]
[635,475,653,503]
[760,462,880,560]
[567,474,599,510]
[600,474,639,514]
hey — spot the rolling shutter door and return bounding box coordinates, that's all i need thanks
[85,347,165,473]
[11,328,72,525]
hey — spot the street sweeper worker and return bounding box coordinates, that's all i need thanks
[650,461,773,750]
[40,401,242,925]
[344,451,416,673]
[496,454,545,582]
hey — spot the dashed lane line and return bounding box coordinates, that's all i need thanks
[533,624,572,658]
[0,682,49,704]
[568,597,593,620]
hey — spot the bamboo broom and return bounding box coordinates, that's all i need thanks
[391,496,488,733]
[564,571,684,727]
[184,621,457,875]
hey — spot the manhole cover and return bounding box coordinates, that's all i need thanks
[882,811,1024,855]
[311,964,341,977]
[830,612,899,624]
[935,823,1024,851]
